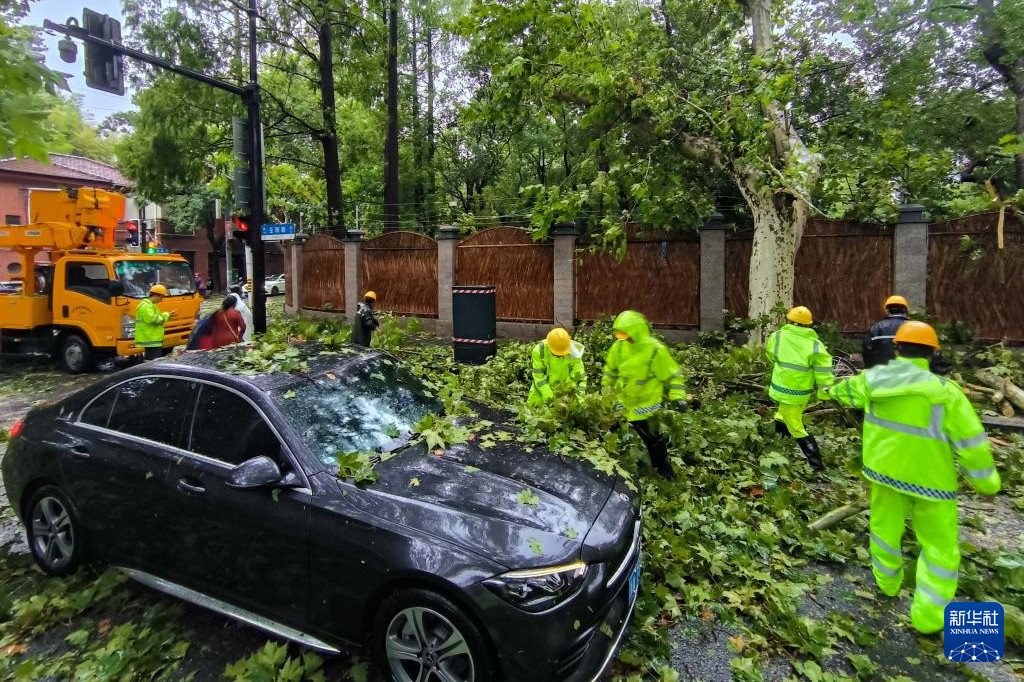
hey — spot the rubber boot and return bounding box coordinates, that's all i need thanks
[774,419,791,438]
[796,435,824,471]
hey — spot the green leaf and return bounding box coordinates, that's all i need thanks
[529,538,543,555]
[517,490,541,506]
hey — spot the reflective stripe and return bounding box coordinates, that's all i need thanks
[531,369,546,374]
[953,432,987,450]
[669,384,685,390]
[917,584,951,607]
[773,331,781,360]
[813,366,832,374]
[865,404,947,443]
[872,557,901,577]
[777,360,811,372]
[923,557,959,581]
[671,371,683,378]
[536,380,548,387]
[634,403,662,416]
[870,532,903,559]
[813,341,821,354]
[863,466,957,501]
[965,467,995,479]
[770,383,814,396]
[635,379,649,386]
[845,380,855,405]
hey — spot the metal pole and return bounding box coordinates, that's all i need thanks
[246,0,267,333]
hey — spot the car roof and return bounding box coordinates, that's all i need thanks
[156,342,382,394]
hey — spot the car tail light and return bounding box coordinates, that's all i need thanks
[9,420,24,439]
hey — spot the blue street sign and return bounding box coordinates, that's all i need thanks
[261,223,296,240]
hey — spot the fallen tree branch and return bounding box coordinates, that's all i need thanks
[975,369,1024,412]
[808,496,869,532]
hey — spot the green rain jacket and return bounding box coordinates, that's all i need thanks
[824,357,1001,502]
[135,298,171,348]
[601,311,685,421]
[527,340,587,407]
[765,324,834,406]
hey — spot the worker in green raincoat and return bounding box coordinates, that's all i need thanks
[821,321,1000,634]
[527,327,586,407]
[766,305,834,470]
[601,311,686,479]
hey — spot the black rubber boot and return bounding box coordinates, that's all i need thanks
[774,420,791,438]
[797,435,824,471]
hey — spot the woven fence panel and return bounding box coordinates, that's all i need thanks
[794,220,894,332]
[575,236,700,327]
[725,232,752,318]
[362,231,438,317]
[301,234,345,311]
[928,212,1024,341]
[456,227,554,323]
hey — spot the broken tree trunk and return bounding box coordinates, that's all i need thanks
[975,369,1024,412]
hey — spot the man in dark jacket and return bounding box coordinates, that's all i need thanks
[352,291,380,347]
[862,295,909,368]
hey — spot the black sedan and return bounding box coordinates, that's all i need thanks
[2,344,641,682]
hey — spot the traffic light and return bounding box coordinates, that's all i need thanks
[231,215,249,240]
[146,241,158,254]
[82,9,125,96]
[125,220,139,246]
[232,116,252,214]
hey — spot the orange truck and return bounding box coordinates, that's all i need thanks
[0,188,201,372]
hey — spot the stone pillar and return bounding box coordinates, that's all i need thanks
[552,222,577,330]
[894,204,929,312]
[699,212,726,332]
[344,229,365,320]
[437,225,459,336]
[289,236,307,313]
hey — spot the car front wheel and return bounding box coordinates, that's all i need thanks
[26,486,83,576]
[271,287,279,296]
[373,588,497,682]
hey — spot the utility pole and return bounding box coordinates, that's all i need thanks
[246,0,267,332]
[45,4,268,332]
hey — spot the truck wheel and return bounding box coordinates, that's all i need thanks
[59,334,94,374]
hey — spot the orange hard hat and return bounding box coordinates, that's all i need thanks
[364,291,377,301]
[786,306,813,325]
[884,295,909,311]
[894,320,940,350]
[149,284,169,297]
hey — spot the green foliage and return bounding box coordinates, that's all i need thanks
[223,642,325,682]
[0,12,64,160]
[335,451,379,487]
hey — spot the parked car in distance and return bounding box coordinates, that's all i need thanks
[2,343,641,682]
[265,274,286,296]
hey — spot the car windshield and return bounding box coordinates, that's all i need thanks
[272,356,442,464]
[114,260,196,298]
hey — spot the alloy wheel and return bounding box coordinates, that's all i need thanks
[31,496,75,571]
[385,606,475,682]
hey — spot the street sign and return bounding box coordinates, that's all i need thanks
[261,223,295,241]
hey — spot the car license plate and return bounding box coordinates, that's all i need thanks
[628,560,641,605]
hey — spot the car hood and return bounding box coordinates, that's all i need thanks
[345,434,621,570]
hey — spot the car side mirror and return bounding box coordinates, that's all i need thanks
[227,456,282,490]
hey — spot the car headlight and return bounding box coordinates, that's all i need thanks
[121,313,135,339]
[484,561,588,613]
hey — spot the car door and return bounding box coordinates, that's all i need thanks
[61,376,197,567]
[160,380,311,627]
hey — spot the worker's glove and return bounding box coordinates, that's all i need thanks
[670,399,689,413]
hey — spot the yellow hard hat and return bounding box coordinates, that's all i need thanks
[364,291,377,301]
[884,294,909,311]
[786,306,813,325]
[149,284,169,297]
[546,328,572,356]
[614,330,630,340]
[894,320,940,349]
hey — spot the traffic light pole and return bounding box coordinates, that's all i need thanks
[45,6,268,333]
[246,0,266,333]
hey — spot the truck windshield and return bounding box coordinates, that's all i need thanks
[114,260,196,298]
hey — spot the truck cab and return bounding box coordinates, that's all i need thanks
[0,188,201,372]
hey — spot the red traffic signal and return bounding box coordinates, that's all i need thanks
[232,216,249,232]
